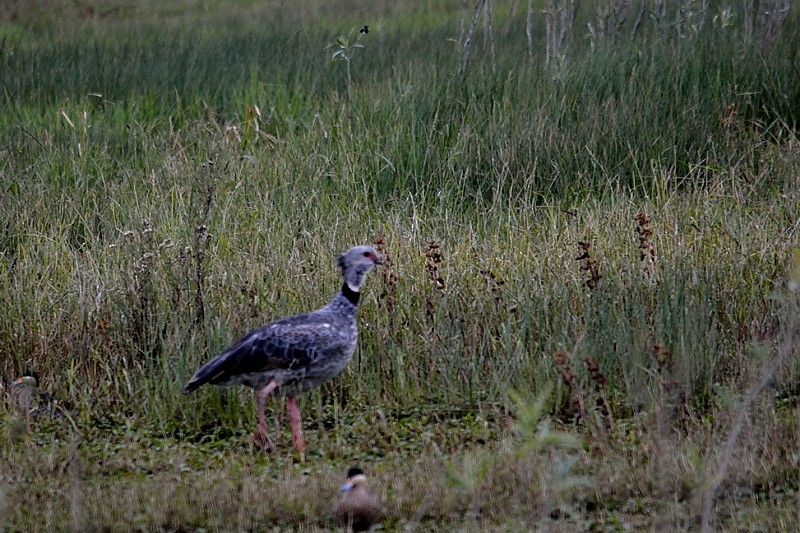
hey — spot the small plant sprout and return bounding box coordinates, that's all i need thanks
[326,25,369,100]
[446,449,496,517]
[509,384,582,455]
[509,384,591,517]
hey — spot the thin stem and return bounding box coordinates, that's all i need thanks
[346,57,353,101]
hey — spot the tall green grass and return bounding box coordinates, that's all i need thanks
[1,1,798,438]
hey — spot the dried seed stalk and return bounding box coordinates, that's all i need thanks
[576,240,602,290]
[634,212,656,281]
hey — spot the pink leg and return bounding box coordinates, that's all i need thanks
[287,396,305,451]
[254,381,280,452]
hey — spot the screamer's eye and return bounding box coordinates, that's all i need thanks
[363,251,372,258]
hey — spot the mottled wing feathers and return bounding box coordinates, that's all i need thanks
[181,312,342,394]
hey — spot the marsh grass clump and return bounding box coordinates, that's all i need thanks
[479,268,505,308]
[127,219,160,366]
[649,342,693,439]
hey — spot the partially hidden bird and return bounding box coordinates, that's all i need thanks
[334,467,384,531]
[9,372,63,420]
[181,245,382,452]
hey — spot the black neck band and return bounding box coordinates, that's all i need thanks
[342,282,361,305]
[342,283,361,305]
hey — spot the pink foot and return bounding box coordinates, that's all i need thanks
[253,427,275,453]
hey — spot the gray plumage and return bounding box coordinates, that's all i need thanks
[182,245,382,451]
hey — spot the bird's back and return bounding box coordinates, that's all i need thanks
[182,303,358,395]
[334,487,383,531]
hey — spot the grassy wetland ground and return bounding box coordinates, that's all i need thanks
[2,0,800,530]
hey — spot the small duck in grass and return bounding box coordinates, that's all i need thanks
[334,467,384,531]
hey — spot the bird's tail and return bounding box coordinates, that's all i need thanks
[181,353,230,394]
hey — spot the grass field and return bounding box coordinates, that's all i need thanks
[2,0,800,530]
